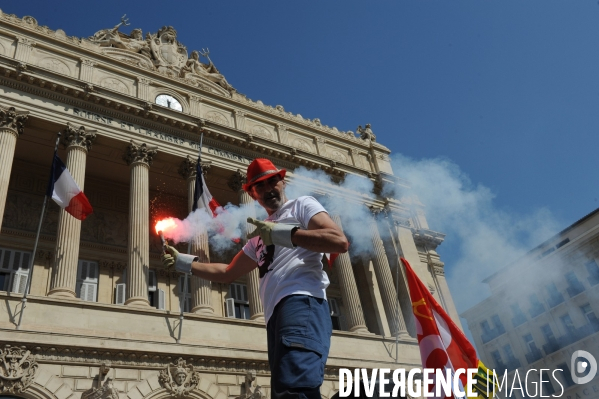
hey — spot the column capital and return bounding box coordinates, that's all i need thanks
[0,106,29,136]
[17,36,36,47]
[80,58,96,67]
[227,169,247,192]
[412,228,446,250]
[178,156,211,180]
[137,77,151,85]
[62,123,97,152]
[123,140,157,166]
[368,205,385,219]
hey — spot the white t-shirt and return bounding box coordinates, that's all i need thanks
[242,196,330,324]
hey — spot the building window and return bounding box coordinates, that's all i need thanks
[560,314,575,333]
[490,350,506,370]
[491,314,504,329]
[541,370,555,396]
[511,303,527,327]
[528,293,545,318]
[580,303,598,325]
[555,363,575,388]
[76,260,98,302]
[545,283,564,308]
[503,344,521,370]
[329,298,341,330]
[564,272,584,297]
[523,333,538,352]
[178,275,192,313]
[147,270,165,310]
[585,260,599,286]
[540,323,559,354]
[0,247,31,294]
[225,283,250,320]
[481,320,491,334]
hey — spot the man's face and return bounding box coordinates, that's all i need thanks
[249,175,286,214]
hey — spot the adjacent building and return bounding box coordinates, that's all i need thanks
[462,209,599,399]
[0,9,460,399]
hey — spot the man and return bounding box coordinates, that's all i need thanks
[162,158,349,398]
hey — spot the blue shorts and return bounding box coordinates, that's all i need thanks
[266,295,333,399]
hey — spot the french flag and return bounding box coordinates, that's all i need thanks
[193,159,221,216]
[46,153,93,221]
[325,253,339,268]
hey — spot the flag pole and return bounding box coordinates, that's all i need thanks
[16,132,62,330]
[176,132,204,344]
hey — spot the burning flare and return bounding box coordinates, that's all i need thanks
[155,218,177,235]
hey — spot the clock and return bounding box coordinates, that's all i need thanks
[155,94,183,112]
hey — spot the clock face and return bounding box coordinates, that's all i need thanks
[155,94,183,112]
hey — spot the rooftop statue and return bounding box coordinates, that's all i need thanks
[357,123,376,142]
[88,15,150,58]
[180,49,233,91]
[88,17,234,92]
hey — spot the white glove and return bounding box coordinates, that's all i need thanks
[161,245,195,274]
[246,217,299,248]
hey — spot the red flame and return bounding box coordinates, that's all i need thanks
[155,218,176,234]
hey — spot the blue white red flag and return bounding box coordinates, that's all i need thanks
[193,160,221,216]
[46,153,93,221]
[325,253,339,268]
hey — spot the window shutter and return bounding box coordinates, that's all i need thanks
[1,250,11,270]
[81,282,97,302]
[89,262,98,280]
[12,252,21,271]
[148,270,156,291]
[12,271,28,294]
[21,252,30,271]
[157,289,166,310]
[329,298,340,316]
[115,283,126,305]
[225,298,236,318]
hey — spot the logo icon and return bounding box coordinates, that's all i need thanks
[571,350,597,385]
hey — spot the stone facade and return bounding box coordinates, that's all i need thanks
[0,10,460,398]
[462,209,599,399]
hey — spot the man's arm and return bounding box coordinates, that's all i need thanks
[188,250,258,284]
[290,212,349,253]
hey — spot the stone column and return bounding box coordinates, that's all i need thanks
[0,106,28,233]
[368,211,408,337]
[429,259,463,329]
[123,140,157,307]
[179,156,214,314]
[48,124,97,298]
[228,170,264,322]
[331,214,369,333]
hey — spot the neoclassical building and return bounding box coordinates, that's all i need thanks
[462,209,599,398]
[0,10,460,399]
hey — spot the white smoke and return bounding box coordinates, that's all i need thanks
[159,202,266,253]
[386,154,562,315]
[285,167,379,256]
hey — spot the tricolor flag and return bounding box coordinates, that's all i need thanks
[46,153,93,221]
[324,253,339,268]
[193,159,221,216]
[401,258,496,399]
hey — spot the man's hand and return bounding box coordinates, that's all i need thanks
[246,217,298,248]
[247,217,276,246]
[161,245,179,269]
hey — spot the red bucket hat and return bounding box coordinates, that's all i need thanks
[243,158,286,192]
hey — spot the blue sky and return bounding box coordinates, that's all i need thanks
[3,1,599,334]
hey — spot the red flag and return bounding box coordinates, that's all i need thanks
[324,253,339,268]
[402,258,481,398]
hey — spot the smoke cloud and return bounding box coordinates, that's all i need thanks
[160,154,566,326]
[387,154,563,316]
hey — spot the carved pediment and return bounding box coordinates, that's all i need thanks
[0,345,38,394]
[158,358,200,398]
